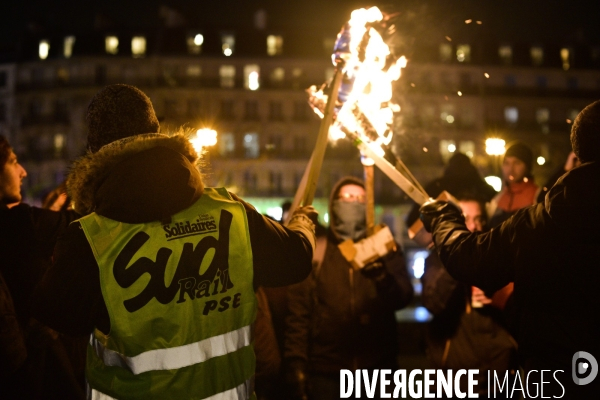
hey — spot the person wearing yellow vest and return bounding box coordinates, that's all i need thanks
[33,84,316,400]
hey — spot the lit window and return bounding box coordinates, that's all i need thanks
[267,35,283,56]
[219,65,235,88]
[221,34,235,56]
[131,36,146,58]
[459,141,475,158]
[439,140,456,162]
[270,67,284,84]
[456,44,471,63]
[537,108,550,133]
[187,33,204,54]
[243,133,260,158]
[187,65,201,77]
[54,133,65,152]
[244,64,260,90]
[440,43,452,62]
[531,46,544,66]
[440,104,455,124]
[63,36,75,58]
[536,108,550,124]
[105,36,119,55]
[560,48,571,71]
[504,106,519,123]
[292,68,303,78]
[499,45,512,65]
[39,40,50,60]
[219,132,235,156]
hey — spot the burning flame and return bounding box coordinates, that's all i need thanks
[308,7,406,161]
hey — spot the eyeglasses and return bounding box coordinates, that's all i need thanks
[338,192,366,203]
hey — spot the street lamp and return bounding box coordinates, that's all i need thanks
[485,138,506,184]
[190,128,218,154]
[485,138,506,156]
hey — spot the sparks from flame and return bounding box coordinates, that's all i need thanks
[308,7,406,162]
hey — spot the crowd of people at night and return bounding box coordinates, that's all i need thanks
[1,84,599,399]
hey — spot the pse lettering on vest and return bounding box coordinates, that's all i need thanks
[113,209,235,313]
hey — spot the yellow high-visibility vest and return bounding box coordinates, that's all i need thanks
[79,188,256,400]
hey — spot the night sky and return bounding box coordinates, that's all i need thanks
[1,0,598,52]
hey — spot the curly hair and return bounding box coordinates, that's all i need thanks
[571,100,600,163]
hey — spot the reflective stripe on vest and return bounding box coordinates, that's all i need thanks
[89,378,253,400]
[90,325,251,375]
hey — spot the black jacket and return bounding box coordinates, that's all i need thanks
[429,161,600,396]
[32,134,313,337]
[285,233,412,374]
[0,202,80,399]
[285,177,413,374]
[421,253,517,395]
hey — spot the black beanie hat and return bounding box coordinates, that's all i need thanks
[571,100,600,163]
[86,84,160,153]
[505,142,533,174]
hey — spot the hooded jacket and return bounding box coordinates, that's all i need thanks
[32,134,313,337]
[428,161,600,396]
[284,177,413,374]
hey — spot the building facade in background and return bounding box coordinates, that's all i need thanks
[1,8,600,247]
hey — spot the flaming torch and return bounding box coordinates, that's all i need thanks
[308,7,429,210]
[303,6,434,265]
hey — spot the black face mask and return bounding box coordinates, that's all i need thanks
[331,200,366,242]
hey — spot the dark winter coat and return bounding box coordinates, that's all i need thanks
[428,161,600,397]
[422,253,517,396]
[32,134,313,337]
[0,202,81,399]
[284,177,413,374]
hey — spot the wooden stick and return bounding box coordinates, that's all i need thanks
[301,70,343,206]
[342,126,429,205]
[363,163,375,236]
[283,153,313,225]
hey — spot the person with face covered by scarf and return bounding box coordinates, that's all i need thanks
[284,176,413,400]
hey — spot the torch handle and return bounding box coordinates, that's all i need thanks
[363,164,375,236]
[301,69,343,206]
[342,127,429,205]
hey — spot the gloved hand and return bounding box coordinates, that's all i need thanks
[292,205,318,223]
[285,358,309,400]
[288,206,318,254]
[361,260,387,281]
[419,200,463,233]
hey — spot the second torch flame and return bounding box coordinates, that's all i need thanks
[310,6,406,159]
